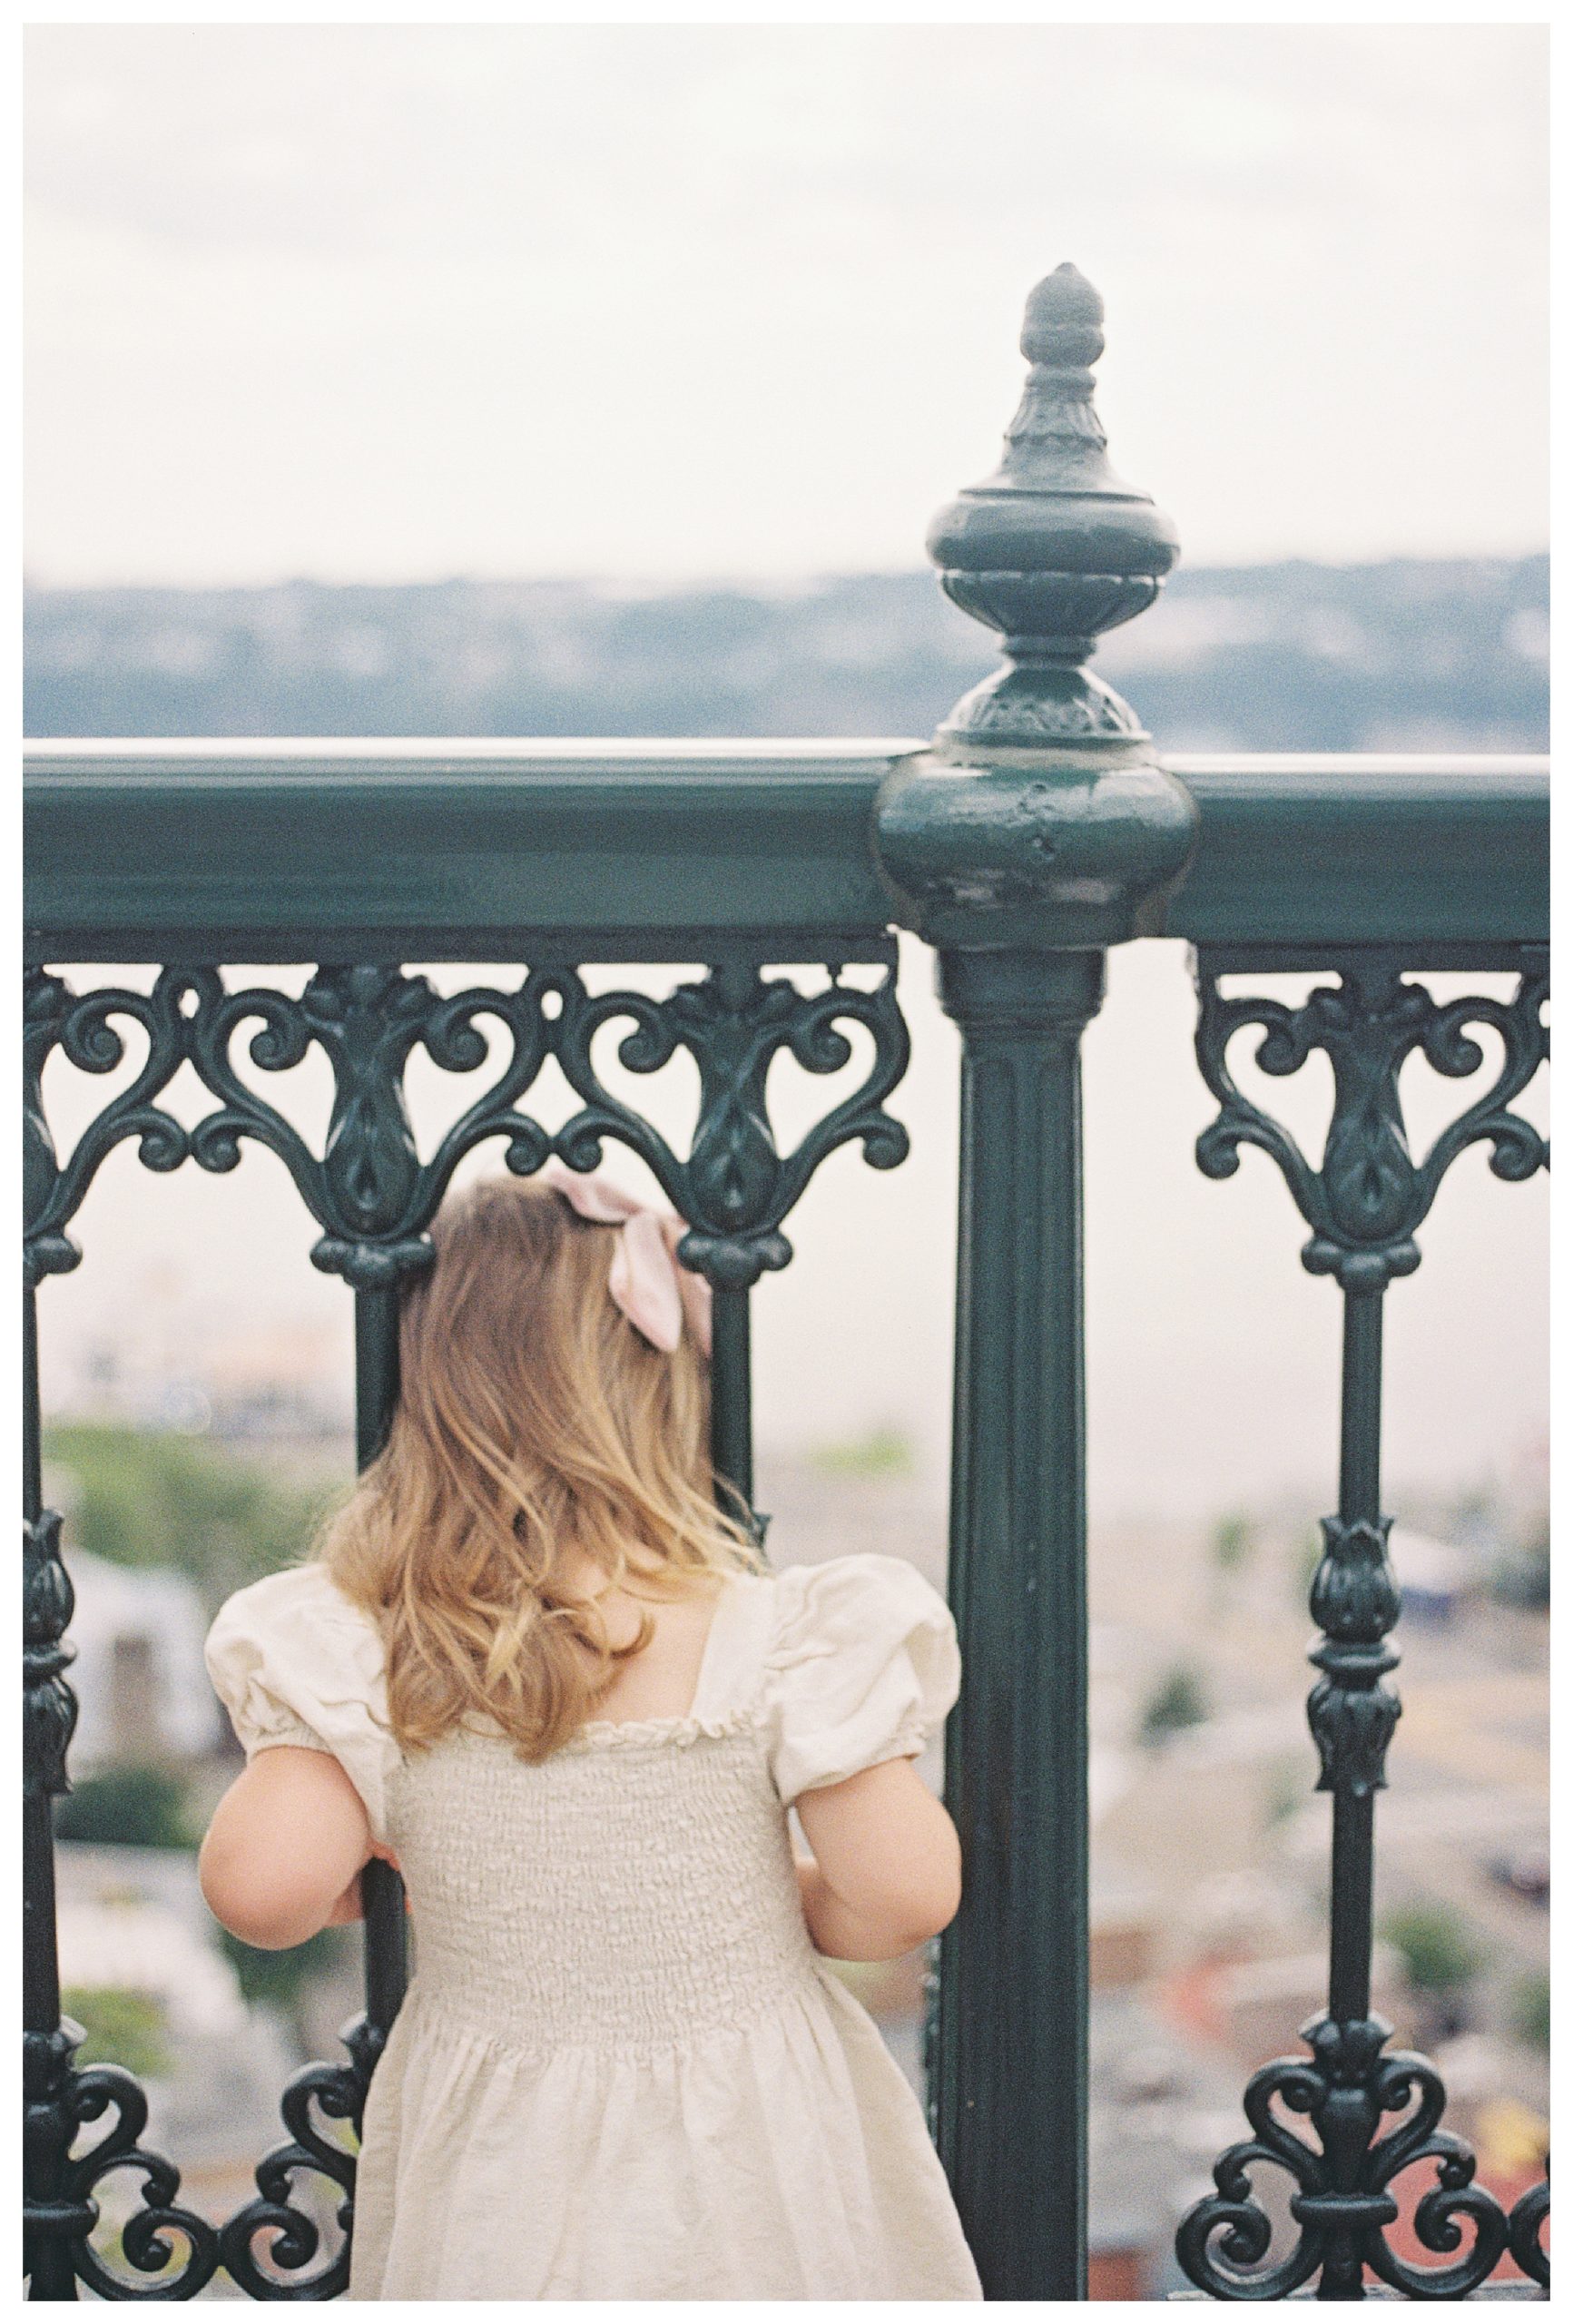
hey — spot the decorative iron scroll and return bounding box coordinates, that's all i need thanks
[218,2021,384,2299]
[24,950,909,2299]
[1177,948,1549,2301]
[25,968,191,1288]
[1193,948,1548,1288]
[25,2022,221,2299]
[27,959,909,1295]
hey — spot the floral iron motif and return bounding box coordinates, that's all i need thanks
[182,963,555,1289]
[24,1511,77,1805]
[1177,948,1549,2300]
[1176,2024,1512,2300]
[552,960,910,1286]
[1508,2169,1550,2290]
[1193,948,1548,1288]
[28,959,909,1295]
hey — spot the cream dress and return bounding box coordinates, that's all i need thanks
[204,1552,983,2301]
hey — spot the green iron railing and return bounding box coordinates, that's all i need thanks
[23,267,1548,2299]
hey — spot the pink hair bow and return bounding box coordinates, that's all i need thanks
[540,1160,713,1359]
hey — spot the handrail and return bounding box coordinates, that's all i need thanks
[23,742,1549,961]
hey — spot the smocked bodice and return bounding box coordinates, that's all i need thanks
[388,1718,820,2053]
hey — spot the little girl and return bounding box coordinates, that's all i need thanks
[200,1168,981,2300]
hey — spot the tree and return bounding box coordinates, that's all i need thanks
[1137,1665,1209,1747]
[218,1926,352,2053]
[43,1422,339,1614]
[62,1986,171,2082]
[54,1764,195,1850]
[1381,1902,1484,1994]
[1211,1512,1255,1578]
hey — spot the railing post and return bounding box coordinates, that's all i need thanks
[876,265,1196,2298]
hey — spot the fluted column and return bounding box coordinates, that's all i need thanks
[875,264,1195,2299]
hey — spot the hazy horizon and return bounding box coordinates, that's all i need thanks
[22,547,1554,599]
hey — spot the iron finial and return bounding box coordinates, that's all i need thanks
[927,262,1178,750]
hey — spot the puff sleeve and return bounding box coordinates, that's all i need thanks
[762,1553,960,1806]
[204,1566,398,1844]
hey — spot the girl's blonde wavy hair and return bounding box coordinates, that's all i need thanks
[320,1173,760,1762]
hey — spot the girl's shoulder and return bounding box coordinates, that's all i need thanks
[205,1564,397,1837]
[206,1562,388,1696]
[705,1555,959,1807]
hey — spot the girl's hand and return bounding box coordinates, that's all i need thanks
[323,1843,405,1927]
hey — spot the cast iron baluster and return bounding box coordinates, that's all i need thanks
[1176,945,1549,2299]
[188,964,553,2288]
[709,1282,765,1548]
[551,954,912,1551]
[875,266,1197,2298]
[23,970,219,2299]
[353,1286,411,2044]
[217,1285,413,2299]
[215,1292,413,2297]
[209,970,487,2296]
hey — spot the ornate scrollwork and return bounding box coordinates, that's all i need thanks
[24,2020,220,2299]
[1177,2019,1511,2300]
[219,2018,383,2299]
[31,959,909,1294]
[1194,950,1548,1288]
[552,960,910,1286]
[25,967,192,1286]
[184,965,554,1289]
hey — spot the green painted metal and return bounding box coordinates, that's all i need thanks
[1163,755,1550,947]
[25,1321,221,2291]
[879,265,1203,2300]
[923,261,1180,754]
[708,1285,762,1548]
[353,1288,412,2058]
[1176,948,1548,2299]
[24,744,1548,961]
[22,741,914,964]
[929,945,1103,2300]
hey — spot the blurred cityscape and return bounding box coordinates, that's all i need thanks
[46,1342,1548,2299]
[24,554,1550,752]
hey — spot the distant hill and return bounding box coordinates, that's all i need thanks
[24,556,1548,752]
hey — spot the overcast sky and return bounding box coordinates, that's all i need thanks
[25,23,1548,588]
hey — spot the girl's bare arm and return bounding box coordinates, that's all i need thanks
[793,1758,962,1962]
[199,1746,375,1949]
